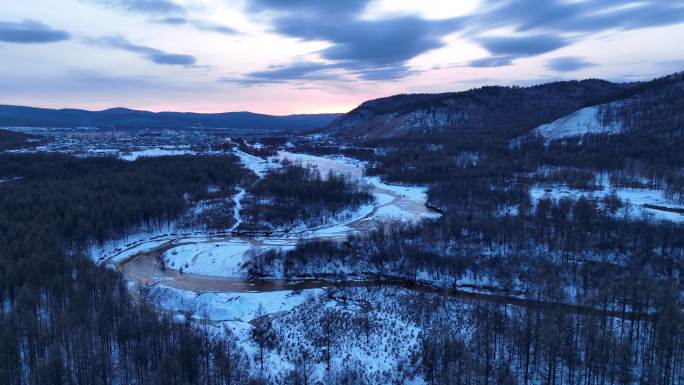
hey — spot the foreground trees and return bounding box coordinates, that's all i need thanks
[0,154,252,385]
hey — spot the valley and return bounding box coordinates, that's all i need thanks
[2,71,682,385]
[3,2,684,383]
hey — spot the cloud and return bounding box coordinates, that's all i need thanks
[157,16,186,25]
[239,1,684,81]
[247,0,461,81]
[460,1,684,69]
[466,35,567,68]
[231,59,420,85]
[313,17,459,65]
[93,1,239,35]
[247,0,368,16]
[90,35,196,66]
[547,57,596,72]
[228,61,342,85]
[92,0,184,15]
[0,20,70,44]
[468,56,514,68]
[156,17,238,35]
[472,0,684,33]
[352,65,419,81]
[477,35,568,57]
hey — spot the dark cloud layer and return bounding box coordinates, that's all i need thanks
[91,35,196,66]
[241,0,684,83]
[477,35,567,57]
[468,56,514,68]
[234,60,418,85]
[245,0,461,82]
[547,57,596,72]
[464,0,684,65]
[473,0,684,34]
[238,61,341,85]
[0,20,70,44]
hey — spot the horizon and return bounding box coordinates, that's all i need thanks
[4,70,682,116]
[2,1,684,114]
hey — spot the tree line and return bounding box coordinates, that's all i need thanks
[0,153,256,385]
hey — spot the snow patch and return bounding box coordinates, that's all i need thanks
[163,240,252,277]
[149,285,323,322]
[120,147,195,161]
[532,105,622,142]
[234,149,279,177]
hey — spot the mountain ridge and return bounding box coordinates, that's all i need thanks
[326,72,684,140]
[0,104,341,132]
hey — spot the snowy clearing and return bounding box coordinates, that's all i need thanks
[531,184,684,223]
[234,149,279,177]
[163,240,252,277]
[532,105,622,142]
[149,284,324,322]
[120,147,195,161]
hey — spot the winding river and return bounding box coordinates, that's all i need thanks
[105,151,650,322]
[103,150,435,288]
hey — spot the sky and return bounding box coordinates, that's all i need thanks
[1,0,683,115]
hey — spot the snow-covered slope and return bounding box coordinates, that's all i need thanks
[325,79,628,138]
[532,105,622,141]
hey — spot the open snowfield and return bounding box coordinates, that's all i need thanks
[120,147,195,160]
[163,240,252,276]
[531,184,684,223]
[532,105,622,142]
[274,151,364,178]
[149,284,324,322]
[235,148,280,177]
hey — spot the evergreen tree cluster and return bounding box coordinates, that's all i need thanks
[0,153,254,385]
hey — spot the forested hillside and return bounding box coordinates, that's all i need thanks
[327,79,632,139]
[597,72,684,137]
[328,72,684,142]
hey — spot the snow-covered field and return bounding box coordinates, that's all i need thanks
[531,183,684,223]
[149,284,323,322]
[162,240,252,276]
[274,151,364,178]
[150,284,427,384]
[532,105,622,142]
[119,147,195,160]
[235,149,280,177]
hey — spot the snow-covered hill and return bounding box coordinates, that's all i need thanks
[531,105,623,142]
[326,79,628,138]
